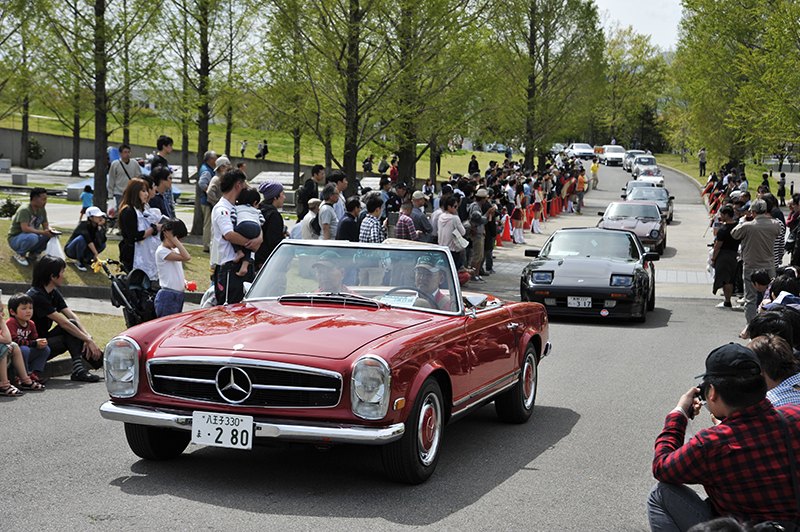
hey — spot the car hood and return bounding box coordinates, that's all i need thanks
[599,218,660,235]
[152,302,431,360]
[527,257,635,282]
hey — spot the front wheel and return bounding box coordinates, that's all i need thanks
[647,282,656,311]
[124,423,190,460]
[495,346,538,424]
[382,378,444,484]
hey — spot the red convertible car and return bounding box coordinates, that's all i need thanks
[101,241,550,484]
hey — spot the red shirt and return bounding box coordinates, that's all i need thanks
[6,317,38,347]
[653,399,800,522]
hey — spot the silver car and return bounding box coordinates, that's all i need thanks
[622,150,645,172]
[625,186,674,224]
[599,145,627,165]
[631,156,658,178]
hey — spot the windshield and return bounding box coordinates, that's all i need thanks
[575,144,592,150]
[635,157,657,166]
[630,188,670,201]
[626,182,654,193]
[606,203,661,219]
[606,146,626,153]
[246,242,461,314]
[540,232,640,260]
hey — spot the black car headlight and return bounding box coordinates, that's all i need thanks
[649,229,660,239]
[529,271,554,286]
[104,336,140,398]
[610,275,634,287]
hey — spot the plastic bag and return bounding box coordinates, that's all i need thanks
[45,236,66,260]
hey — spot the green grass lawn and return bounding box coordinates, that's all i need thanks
[0,218,213,288]
[74,312,128,349]
[656,153,778,197]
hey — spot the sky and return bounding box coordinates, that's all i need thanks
[593,0,684,51]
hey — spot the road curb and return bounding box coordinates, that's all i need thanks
[0,281,204,304]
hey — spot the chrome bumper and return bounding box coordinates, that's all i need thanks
[100,401,405,445]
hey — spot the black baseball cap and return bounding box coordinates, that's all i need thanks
[695,343,762,379]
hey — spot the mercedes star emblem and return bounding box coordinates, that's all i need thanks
[215,366,252,404]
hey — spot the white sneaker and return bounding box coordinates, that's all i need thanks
[74,261,87,272]
[13,253,28,266]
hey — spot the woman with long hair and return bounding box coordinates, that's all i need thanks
[532,180,544,234]
[511,183,527,243]
[118,178,162,280]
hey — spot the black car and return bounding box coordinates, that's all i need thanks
[520,228,659,322]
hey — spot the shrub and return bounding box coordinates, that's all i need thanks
[0,196,20,218]
[27,136,46,161]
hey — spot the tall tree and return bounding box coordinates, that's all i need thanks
[492,0,605,171]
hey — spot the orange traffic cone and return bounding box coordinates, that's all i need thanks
[523,207,531,230]
[550,198,558,218]
[496,233,503,247]
[502,218,513,242]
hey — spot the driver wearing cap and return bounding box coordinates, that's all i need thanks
[312,251,355,294]
[413,255,451,311]
[647,343,800,530]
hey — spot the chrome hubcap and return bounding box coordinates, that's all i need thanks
[523,355,536,409]
[417,393,441,466]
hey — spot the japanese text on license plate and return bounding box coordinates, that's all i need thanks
[567,296,592,308]
[192,411,253,450]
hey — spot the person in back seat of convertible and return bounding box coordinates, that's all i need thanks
[27,255,103,382]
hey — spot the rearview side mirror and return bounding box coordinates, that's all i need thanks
[669,196,675,200]
[644,252,660,262]
[598,211,605,216]
[620,195,626,199]
[524,249,540,257]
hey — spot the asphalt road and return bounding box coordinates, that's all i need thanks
[4,161,745,531]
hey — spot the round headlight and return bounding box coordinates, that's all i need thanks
[351,356,391,420]
[104,336,140,398]
[650,229,660,239]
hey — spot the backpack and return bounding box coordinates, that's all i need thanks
[310,212,321,236]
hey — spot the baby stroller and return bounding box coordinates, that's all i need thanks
[100,259,158,328]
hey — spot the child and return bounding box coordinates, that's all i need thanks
[6,292,50,384]
[232,187,264,277]
[154,219,191,318]
[0,298,44,396]
[79,185,93,222]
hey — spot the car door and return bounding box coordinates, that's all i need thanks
[463,303,518,398]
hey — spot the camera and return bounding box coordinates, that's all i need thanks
[697,380,708,401]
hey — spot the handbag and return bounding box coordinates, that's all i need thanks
[452,228,469,252]
[45,236,66,261]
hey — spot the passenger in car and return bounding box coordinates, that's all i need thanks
[413,256,452,311]
[312,251,354,294]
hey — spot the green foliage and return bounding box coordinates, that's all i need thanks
[0,196,20,218]
[26,135,45,160]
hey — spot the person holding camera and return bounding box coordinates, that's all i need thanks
[647,343,800,531]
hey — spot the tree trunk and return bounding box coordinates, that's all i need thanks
[324,126,333,172]
[93,0,108,212]
[225,105,233,156]
[342,0,361,198]
[20,96,29,169]
[522,0,538,173]
[292,127,302,188]
[192,0,212,236]
[429,140,438,182]
[72,90,81,177]
[181,129,189,185]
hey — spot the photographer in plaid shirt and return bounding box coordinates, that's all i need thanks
[648,343,800,531]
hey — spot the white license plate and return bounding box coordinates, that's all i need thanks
[192,411,253,450]
[567,296,592,308]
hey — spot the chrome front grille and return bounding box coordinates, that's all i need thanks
[147,357,342,408]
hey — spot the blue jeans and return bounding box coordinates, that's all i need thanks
[576,190,585,213]
[155,289,184,318]
[19,345,51,373]
[10,233,49,256]
[65,235,106,263]
[647,482,714,532]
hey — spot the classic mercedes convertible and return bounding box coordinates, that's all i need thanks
[101,240,550,484]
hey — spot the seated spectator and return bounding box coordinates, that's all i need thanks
[65,206,107,272]
[6,292,50,384]
[7,187,55,267]
[1,297,45,395]
[748,334,800,406]
[747,306,800,361]
[648,343,800,530]
[27,255,103,382]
